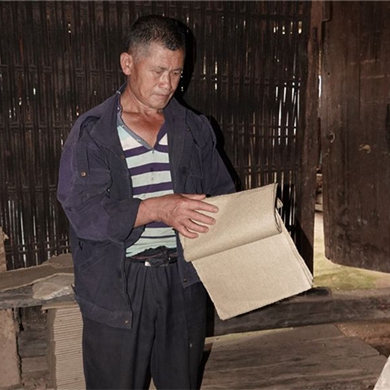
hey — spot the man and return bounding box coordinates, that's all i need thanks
[57,15,235,390]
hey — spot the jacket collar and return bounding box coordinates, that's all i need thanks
[86,84,187,152]
[74,84,197,193]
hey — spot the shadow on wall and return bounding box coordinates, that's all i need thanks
[174,20,241,193]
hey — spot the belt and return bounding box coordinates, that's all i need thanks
[127,246,178,267]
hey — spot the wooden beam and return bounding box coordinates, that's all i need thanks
[210,288,390,336]
[3,285,390,340]
[0,285,76,310]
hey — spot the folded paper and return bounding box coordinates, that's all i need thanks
[180,183,313,320]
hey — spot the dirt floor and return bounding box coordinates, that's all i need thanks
[337,320,390,358]
[314,212,390,361]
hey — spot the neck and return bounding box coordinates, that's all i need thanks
[120,92,163,117]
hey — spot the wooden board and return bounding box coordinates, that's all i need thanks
[202,324,386,389]
[4,286,390,340]
[211,288,390,337]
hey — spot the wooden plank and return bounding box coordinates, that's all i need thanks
[211,288,390,336]
[202,324,386,389]
[4,284,390,337]
[0,285,75,310]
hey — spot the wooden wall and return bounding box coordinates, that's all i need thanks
[0,1,316,270]
[321,1,390,271]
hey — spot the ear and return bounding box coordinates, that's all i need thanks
[120,52,133,75]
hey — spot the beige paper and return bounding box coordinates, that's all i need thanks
[180,184,313,320]
[181,184,282,261]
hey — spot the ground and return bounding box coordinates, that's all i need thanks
[314,212,390,360]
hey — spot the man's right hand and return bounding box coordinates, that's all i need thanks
[135,194,219,238]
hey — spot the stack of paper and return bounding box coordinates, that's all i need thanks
[180,183,313,320]
[46,304,84,389]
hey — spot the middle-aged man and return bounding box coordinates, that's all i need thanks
[57,14,235,390]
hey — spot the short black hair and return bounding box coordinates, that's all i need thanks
[125,15,187,57]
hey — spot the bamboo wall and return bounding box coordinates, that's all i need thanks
[0,1,311,270]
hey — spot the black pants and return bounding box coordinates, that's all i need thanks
[82,261,207,390]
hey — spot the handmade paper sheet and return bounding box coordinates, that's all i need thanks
[180,183,313,320]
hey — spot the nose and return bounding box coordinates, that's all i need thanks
[159,72,173,91]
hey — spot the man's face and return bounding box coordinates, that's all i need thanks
[124,42,185,111]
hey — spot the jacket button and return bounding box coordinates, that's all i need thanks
[120,155,125,160]
[124,319,129,324]
[183,277,187,283]
[80,171,87,177]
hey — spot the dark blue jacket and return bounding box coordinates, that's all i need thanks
[57,88,235,328]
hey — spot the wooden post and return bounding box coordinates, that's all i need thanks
[0,227,6,273]
[0,227,21,388]
[295,1,323,273]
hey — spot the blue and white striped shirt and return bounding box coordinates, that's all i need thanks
[117,113,176,257]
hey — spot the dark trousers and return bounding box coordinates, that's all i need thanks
[82,261,207,390]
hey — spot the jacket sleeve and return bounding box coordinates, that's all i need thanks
[199,115,237,197]
[57,123,144,244]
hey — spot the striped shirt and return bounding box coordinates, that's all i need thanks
[117,112,176,257]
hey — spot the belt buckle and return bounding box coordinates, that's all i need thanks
[145,261,152,267]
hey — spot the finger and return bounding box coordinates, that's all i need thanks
[191,200,219,214]
[176,225,199,239]
[182,194,207,201]
[176,219,210,239]
[185,219,210,233]
[187,210,216,226]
